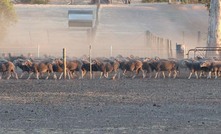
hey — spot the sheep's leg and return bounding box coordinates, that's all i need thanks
[142,70,145,78]
[71,71,76,79]
[99,72,104,79]
[36,72,40,80]
[82,70,87,79]
[162,71,166,79]
[53,72,57,80]
[13,71,18,80]
[67,72,71,80]
[214,71,218,79]
[45,72,50,80]
[70,72,74,78]
[121,70,127,79]
[217,72,220,77]
[122,70,127,76]
[173,70,177,79]
[59,73,63,79]
[105,72,109,79]
[195,71,198,79]
[132,73,136,79]
[143,71,147,78]
[132,69,139,79]
[155,72,158,79]
[217,71,221,78]
[20,72,25,78]
[199,71,203,78]
[188,72,193,79]
[6,72,11,80]
[112,71,118,80]
[78,70,83,79]
[168,71,171,78]
[27,72,33,80]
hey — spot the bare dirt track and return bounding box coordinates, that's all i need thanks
[0,77,221,133]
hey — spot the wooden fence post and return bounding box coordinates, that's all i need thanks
[87,29,92,79]
[157,37,160,56]
[63,48,66,79]
[170,40,172,58]
[37,44,40,58]
[167,39,172,58]
[197,31,201,46]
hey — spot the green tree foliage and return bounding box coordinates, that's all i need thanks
[0,0,17,41]
[205,0,210,9]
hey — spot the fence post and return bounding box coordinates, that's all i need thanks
[160,38,165,57]
[167,39,170,58]
[110,45,113,57]
[169,40,172,58]
[157,37,160,56]
[176,43,185,59]
[37,44,40,58]
[146,31,150,46]
[87,29,93,79]
[63,48,67,79]
[182,31,185,44]
[197,31,201,46]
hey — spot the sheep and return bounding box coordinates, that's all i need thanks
[0,60,18,80]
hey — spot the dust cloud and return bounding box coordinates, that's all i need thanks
[1,4,209,58]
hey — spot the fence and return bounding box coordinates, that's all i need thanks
[0,45,40,58]
[0,30,175,59]
[146,31,173,58]
[0,28,207,59]
[0,47,180,59]
[49,0,142,5]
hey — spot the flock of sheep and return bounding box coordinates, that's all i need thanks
[0,54,221,80]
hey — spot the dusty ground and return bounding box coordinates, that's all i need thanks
[0,75,221,133]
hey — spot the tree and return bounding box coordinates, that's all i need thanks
[207,0,221,55]
[20,0,49,4]
[0,0,17,41]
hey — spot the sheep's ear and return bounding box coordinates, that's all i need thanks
[29,58,34,62]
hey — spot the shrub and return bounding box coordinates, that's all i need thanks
[20,0,49,4]
[31,0,49,4]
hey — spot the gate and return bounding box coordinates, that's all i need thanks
[186,47,221,59]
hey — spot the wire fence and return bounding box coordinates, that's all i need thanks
[0,29,207,59]
[0,47,180,59]
[0,46,208,59]
[46,0,142,5]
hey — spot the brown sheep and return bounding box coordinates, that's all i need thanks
[0,61,18,80]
